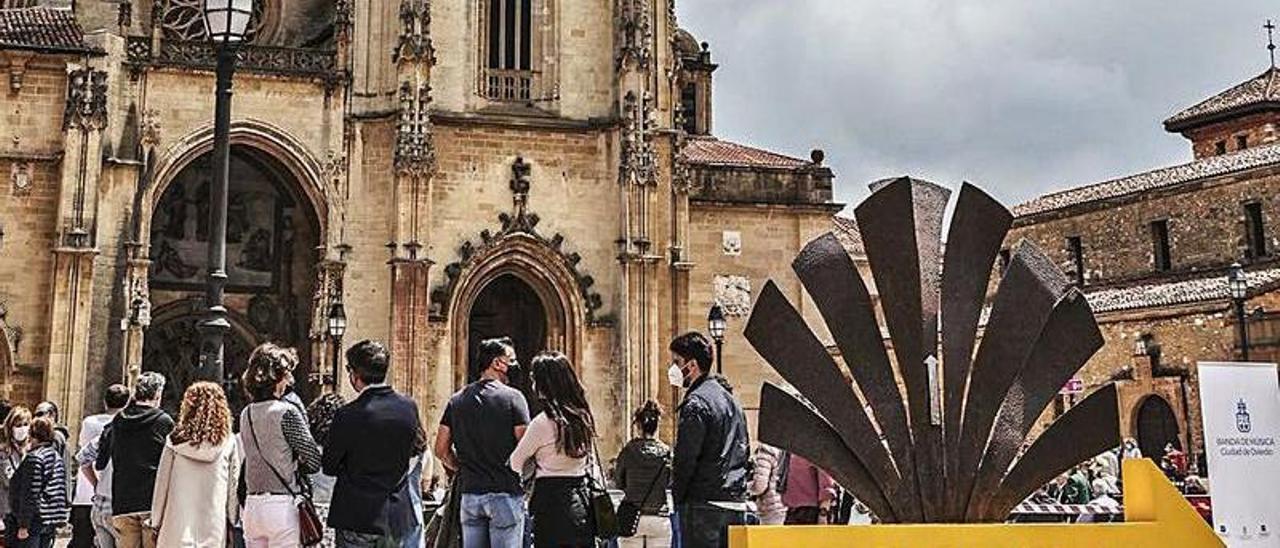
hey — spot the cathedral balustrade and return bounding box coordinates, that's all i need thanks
[125,36,341,82]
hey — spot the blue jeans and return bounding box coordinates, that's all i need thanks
[460,492,525,548]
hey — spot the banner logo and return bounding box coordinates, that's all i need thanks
[1237,399,1252,434]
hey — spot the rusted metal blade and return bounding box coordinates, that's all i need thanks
[854,177,950,521]
[791,232,924,522]
[758,382,898,523]
[964,290,1103,520]
[746,281,911,520]
[939,183,1013,519]
[953,240,1069,516]
[983,383,1121,521]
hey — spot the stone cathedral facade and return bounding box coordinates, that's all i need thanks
[0,0,843,453]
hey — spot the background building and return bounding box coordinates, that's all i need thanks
[0,0,843,454]
[1010,61,1280,466]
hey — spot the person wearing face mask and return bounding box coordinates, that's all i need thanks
[1,407,33,545]
[668,332,754,548]
[324,340,422,548]
[434,337,530,548]
[9,417,69,548]
[239,343,321,548]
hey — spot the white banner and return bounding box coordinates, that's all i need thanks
[1199,362,1280,547]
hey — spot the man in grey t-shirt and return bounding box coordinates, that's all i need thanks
[435,337,530,548]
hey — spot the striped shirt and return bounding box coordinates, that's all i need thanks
[10,444,69,531]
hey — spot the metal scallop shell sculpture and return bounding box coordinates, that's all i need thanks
[746,177,1119,523]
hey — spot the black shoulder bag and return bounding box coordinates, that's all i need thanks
[586,438,619,539]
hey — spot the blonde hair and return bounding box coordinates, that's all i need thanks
[170,382,231,447]
[1,406,31,449]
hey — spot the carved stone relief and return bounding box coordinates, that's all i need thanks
[713,274,751,317]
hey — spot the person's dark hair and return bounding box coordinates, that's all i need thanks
[633,399,662,436]
[530,351,594,458]
[103,384,131,410]
[30,417,56,445]
[669,331,713,373]
[242,343,298,402]
[473,337,513,379]
[346,340,390,385]
[0,400,11,427]
[135,371,166,402]
[307,393,346,447]
[34,401,59,422]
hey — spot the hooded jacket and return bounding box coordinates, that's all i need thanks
[95,404,174,515]
[151,436,240,548]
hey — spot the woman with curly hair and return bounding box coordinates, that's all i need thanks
[150,381,240,547]
[239,343,320,548]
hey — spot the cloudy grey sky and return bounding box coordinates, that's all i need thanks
[677,0,1277,210]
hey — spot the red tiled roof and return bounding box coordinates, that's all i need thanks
[0,7,91,53]
[1013,142,1280,218]
[1164,67,1280,130]
[1085,267,1280,313]
[831,215,865,256]
[684,137,812,170]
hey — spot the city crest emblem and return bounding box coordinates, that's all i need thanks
[1236,398,1252,434]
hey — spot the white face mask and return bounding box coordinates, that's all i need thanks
[11,426,29,443]
[667,362,685,387]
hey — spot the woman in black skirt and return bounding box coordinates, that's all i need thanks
[509,352,598,548]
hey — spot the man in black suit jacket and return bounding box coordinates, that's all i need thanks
[323,340,424,547]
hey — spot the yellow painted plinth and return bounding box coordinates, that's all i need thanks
[729,459,1223,547]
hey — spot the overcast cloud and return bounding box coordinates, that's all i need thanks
[677,0,1277,210]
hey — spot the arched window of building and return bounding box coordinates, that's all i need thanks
[482,0,537,102]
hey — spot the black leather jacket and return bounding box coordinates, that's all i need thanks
[672,375,753,505]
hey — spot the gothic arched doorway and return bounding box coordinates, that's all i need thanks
[144,145,321,408]
[466,274,548,408]
[1136,394,1181,460]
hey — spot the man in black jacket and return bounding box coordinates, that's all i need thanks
[323,340,423,547]
[95,372,172,548]
[669,331,755,548]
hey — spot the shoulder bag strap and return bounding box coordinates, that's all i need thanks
[246,407,298,499]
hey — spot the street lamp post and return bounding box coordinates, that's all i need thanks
[197,0,253,384]
[708,303,726,374]
[1229,263,1250,361]
[326,301,347,392]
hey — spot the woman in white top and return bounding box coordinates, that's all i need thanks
[509,352,597,548]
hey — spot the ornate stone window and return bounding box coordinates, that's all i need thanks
[478,0,554,103]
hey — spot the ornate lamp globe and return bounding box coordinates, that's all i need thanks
[203,0,254,44]
[327,302,347,339]
[707,303,727,341]
[1229,263,1248,301]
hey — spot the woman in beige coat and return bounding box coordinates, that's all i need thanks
[151,382,241,547]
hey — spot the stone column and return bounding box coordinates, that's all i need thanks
[387,0,436,402]
[44,65,109,431]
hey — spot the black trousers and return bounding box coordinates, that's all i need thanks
[783,506,820,525]
[69,506,95,548]
[678,503,756,548]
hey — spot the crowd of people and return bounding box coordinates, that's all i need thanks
[0,329,762,548]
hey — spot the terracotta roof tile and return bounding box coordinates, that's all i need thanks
[1164,67,1280,130]
[1013,143,1280,218]
[684,137,811,170]
[831,215,865,256]
[1085,267,1280,313]
[0,7,90,53]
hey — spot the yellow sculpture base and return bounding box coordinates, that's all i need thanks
[729,459,1223,547]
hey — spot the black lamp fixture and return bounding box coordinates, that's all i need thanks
[202,0,254,44]
[325,301,346,391]
[195,0,253,386]
[708,303,727,374]
[1228,263,1251,360]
